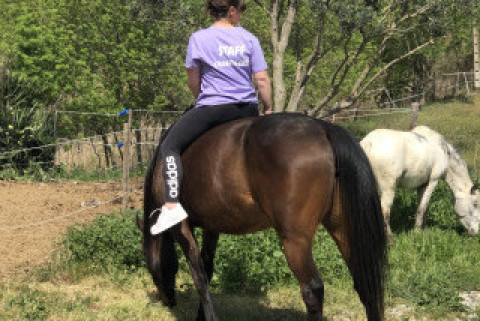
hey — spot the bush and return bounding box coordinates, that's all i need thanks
[59,210,348,293]
[58,192,478,316]
[0,64,56,175]
[61,210,144,271]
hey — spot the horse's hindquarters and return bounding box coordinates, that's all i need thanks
[180,118,271,233]
[243,115,336,235]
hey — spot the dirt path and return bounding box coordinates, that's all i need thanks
[0,179,143,280]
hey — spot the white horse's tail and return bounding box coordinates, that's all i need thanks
[359,137,372,154]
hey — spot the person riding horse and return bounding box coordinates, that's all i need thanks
[150,0,273,235]
[143,2,387,320]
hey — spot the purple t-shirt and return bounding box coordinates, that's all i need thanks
[185,26,268,107]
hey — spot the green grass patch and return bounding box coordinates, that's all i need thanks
[388,228,480,316]
[390,181,461,234]
[46,210,347,293]
[36,201,478,318]
[2,99,479,320]
[342,98,480,176]
[1,284,100,321]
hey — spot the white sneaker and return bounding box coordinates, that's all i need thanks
[150,204,188,235]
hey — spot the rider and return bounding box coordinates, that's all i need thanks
[150,0,272,235]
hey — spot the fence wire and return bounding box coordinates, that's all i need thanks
[0,73,478,231]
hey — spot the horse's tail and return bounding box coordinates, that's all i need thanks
[321,120,387,321]
[142,143,179,306]
[143,124,172,226]
[143,144,159,227]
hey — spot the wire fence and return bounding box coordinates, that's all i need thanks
[327,72,476,122]
[0,72,478,231]
[1,72,477,173]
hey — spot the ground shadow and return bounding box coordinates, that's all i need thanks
[389,185,467,236]
[147,288,324,321]
[389,189,418,234]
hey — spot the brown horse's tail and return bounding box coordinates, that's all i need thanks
[321,120,387,321]
[142,143,179,306]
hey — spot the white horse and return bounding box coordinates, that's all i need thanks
[360,126,480,239]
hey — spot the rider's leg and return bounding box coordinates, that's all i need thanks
[150,103,259,235]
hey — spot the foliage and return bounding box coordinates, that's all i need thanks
[53,199,480,316]
[212,228,348,293]
[58,209,347,292]
[4,284,100,321]
[1,0,196,141]
[5,287,52,321]
[389,181,460,234]
[2,0,479,121]
[61,210,144,271]
[0,63,56,174]
[46,163,148,182]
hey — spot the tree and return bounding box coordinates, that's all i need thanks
[252,0,458,116]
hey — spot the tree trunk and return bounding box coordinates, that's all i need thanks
[272,52,286,112]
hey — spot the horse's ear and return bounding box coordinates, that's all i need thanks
[136,215,145,232]
[472,183,479,194]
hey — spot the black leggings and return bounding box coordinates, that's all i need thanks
[160,102,259,202]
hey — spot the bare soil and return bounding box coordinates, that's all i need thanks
[0,178,143,280]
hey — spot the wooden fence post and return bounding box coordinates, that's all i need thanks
[410,102,419,130]
[473,21,480,89]
[122,109,132,210]
[464,72,470,95]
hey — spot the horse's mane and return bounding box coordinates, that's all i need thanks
[443,140,473,188]
[413,125,473,191]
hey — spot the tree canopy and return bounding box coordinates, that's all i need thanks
[0,0,478,122]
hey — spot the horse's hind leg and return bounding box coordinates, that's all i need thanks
[380,186,396,240]
[171,222,218,321]
[196,231,220,321]
[280,234,324,321]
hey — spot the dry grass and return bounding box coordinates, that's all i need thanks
[0,271,452,321]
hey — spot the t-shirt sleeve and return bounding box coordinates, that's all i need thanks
[251,36,268,73]
[185,34,201,68]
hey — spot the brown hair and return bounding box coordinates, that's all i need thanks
[206,0,244,19]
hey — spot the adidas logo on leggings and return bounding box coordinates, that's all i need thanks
[165,156,179,198]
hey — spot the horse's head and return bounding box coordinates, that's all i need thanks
[454,184,480,234]
[136,215,178,307]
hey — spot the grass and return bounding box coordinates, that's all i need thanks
[0,271,366,321]
[343,97,480,176]
[1,208,478,320]
[1,98,480,320]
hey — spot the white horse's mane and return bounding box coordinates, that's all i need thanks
[412,125,472,197]
[443,140,473,197]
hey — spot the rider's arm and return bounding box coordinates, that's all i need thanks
[253,70,272,114]
[187,67,201,100]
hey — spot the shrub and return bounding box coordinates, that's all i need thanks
[60,210,348,293]
[0,64,55,175]
[61,210,144,271]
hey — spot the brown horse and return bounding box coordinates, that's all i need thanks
[137,113,387,321]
